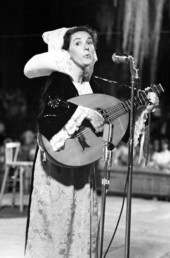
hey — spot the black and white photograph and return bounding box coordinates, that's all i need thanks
[0,1,170,257]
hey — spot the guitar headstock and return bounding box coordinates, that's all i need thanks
[144,83,164,95]
[135,83,164,107]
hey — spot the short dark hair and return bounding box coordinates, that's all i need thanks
[62,26,98,50]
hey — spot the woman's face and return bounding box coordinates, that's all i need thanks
[161,141,169,151]
[68,31,96,69]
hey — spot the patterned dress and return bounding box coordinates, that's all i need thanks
[25,150,99,258]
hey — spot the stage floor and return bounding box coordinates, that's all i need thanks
[0,193,170,258]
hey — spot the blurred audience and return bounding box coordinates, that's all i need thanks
[18,130,36,162]
[17,129,37,193]
[148,138,160,163]
[0,120,7,145]
[113,142,129,166]
[148,138,170,173]
[0,120,7,174]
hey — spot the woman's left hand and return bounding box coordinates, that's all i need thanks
[146,92,159,113]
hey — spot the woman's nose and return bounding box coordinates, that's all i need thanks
[84,43,89,50]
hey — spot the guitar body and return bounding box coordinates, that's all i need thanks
[40,94,129,167]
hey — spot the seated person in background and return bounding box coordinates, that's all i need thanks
[0,120,6,146]
[0,121,7,173]
[113,142,129,166]
[149,138,170,173]
[18,130,37,161]
[148,138,160,162]
[114,141,142,167]
[18,130,37,193]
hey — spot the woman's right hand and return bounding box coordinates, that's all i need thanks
[86,109,104,133]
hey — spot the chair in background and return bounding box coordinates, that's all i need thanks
[0,142,33,212]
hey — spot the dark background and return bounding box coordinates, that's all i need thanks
[0,0,170,139]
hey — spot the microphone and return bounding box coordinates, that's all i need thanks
[103,123,114,166]
[112,53,130,64]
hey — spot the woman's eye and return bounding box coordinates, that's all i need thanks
[87,41,93,45]
[75,41,81,46]
[74,40,93,46]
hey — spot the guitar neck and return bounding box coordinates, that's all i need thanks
[105,83,164,123]
[105,97,139,122]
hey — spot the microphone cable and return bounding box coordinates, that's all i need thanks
[103,168,129,258]
[94,75,138,91]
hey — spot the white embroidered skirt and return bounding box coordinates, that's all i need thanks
[25,149,99,258]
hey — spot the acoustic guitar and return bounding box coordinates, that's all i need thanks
[39,84,163,167]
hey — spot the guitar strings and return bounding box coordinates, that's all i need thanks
[75,103,129,139]
[74,92,149,139]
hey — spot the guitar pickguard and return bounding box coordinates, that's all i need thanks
[77,133,90,150]
[75,122,92,150]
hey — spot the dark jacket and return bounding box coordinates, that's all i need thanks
[38,71,104,141]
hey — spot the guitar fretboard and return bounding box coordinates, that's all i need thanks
[104,83,163,123]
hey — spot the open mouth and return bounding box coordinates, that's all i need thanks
[84,54,91,58]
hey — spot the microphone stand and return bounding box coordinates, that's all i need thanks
[124,56,140,258]
[99,123,114,258]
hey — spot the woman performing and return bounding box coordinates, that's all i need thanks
[24,26,159,258]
